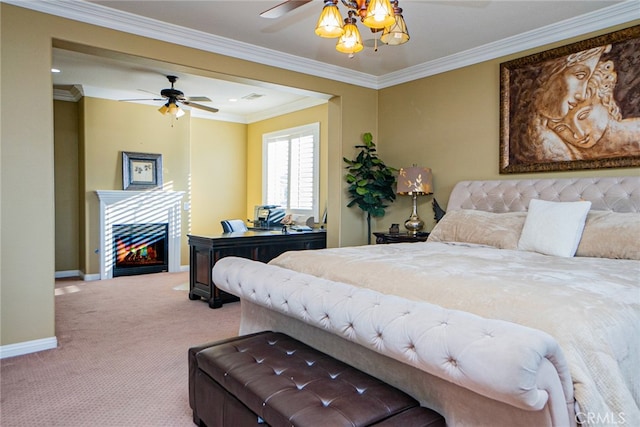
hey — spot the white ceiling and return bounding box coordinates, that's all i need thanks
[7,0,639,123]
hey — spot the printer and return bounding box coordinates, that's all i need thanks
[252,205,286,229]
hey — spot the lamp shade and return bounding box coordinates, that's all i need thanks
[381,10,409,45]
[397,166,433,195]
[315,1,344,38]
[362,0,396,29]
[159,102,185,118]
[336,19,364,54]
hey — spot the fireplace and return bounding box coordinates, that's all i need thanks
[95,190,184,280]
[112,223,169,277]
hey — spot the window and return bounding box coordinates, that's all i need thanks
[263,123,319,219]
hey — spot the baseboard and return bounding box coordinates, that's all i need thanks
[0,336,58,359]
[55,270,81,279]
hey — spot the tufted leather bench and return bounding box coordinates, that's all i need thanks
[189,331,446,427]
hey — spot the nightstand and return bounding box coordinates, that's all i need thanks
[373,232,429,244]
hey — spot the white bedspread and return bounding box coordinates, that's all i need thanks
[269,242,640,425]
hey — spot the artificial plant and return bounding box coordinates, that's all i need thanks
[343,132,397,244]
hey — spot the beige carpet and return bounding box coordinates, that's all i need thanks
[0,272,241,426]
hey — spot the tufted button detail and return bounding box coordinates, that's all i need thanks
[448,357,458,367]
[440,321,448,326]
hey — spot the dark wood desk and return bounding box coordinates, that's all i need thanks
[188,229,326,308]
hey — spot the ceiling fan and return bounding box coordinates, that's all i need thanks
[259,0,313,19]
[120,75,219,114]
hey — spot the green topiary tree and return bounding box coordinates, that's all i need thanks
[343,132,397,244]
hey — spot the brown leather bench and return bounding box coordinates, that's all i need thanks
[189,331,446,427]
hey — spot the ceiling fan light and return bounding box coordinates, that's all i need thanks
[166,102,180,116]
[336,19,364,54]
[362,0,395,29]
[380,10,409,45]
[158,104,169,115]
[175,106,185,118]
[315,1,344,38]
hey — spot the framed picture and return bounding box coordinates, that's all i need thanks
[499,25,640,173]
[122,152,163,190]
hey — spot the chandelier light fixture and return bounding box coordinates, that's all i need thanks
[315,0,409,56]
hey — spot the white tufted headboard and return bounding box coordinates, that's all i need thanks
[447,176,640,213]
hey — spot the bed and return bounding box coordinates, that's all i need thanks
[211,176,640,427]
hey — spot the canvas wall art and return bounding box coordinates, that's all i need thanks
[500,25,640,173]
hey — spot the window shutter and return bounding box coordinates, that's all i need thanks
[263,123,319,218]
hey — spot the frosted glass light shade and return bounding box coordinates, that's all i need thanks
[381,13,409,45]
[362,0,395,29]
[315,2,344,38]
[336,22,364,54]
[159,102,185,117]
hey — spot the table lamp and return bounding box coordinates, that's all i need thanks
[397,166,433,234]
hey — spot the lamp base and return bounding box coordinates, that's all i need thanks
[404,192,424,235]
[404,215,424,235]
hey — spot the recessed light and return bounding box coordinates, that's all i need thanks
[229,98,238,102]
[51,68,61,73]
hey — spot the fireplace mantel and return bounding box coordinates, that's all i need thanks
[96,190,184,279]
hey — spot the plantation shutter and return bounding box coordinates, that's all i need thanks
[263,123,319,218]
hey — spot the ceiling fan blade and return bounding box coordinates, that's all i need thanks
[138,89,162,96]
[182,101,219,113]
[186,96,212,103]
[260,0,312,19]
[119,98,163,102]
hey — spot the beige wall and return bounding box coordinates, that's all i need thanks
[190,118,247,236]
[54,100,81,272]
[1,4,376,348]
[54,98,328,275]
[247,104,329,223]
[378,22,640,233]
[82,97,192,273]
[53,98,326,275]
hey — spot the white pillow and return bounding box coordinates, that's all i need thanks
[518,199,592,257]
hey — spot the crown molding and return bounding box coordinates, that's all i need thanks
[246,97,329,124]
[4,0,639,90]
[53,84,83,102]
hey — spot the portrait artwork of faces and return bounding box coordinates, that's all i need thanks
[500,26,640,173]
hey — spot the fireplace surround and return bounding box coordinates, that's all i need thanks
[96,190,184,280]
